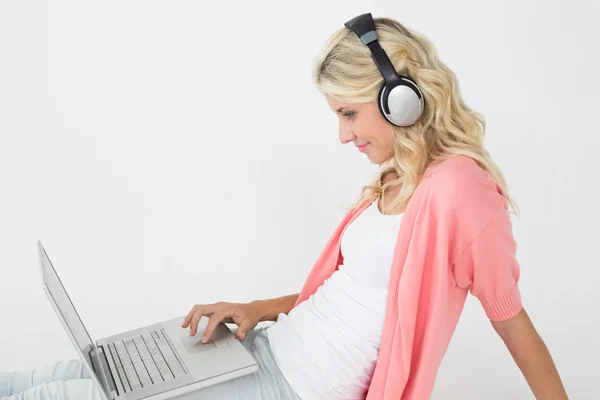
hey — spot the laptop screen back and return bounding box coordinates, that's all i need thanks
[38,242,109,399]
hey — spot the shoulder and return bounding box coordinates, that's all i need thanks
[419,155,509,227]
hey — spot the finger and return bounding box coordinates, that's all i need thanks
[235,320,254,341]
[182,303,218,328]
[182,305,202,328]
[203,309,231,343]
[189,309,205,337]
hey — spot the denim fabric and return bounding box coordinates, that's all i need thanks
[0,327,300,400]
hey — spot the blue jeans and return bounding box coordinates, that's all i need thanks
[0,328,301,400]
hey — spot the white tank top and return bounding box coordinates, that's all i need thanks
[267,200,404,400]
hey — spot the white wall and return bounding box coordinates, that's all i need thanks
[1,1,598,398]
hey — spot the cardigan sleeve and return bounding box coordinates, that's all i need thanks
[453,207,523,321]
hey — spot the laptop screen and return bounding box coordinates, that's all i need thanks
[38,242,109,399]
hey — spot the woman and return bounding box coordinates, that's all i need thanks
[1,13,568,400]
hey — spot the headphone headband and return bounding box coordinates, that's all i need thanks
[344,13,402,89]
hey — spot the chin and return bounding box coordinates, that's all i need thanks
[367,153,388,165]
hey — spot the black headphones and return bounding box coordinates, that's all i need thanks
[344,13,424,127]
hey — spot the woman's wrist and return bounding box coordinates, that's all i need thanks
[250,299,269,322]
[251,294,299,322]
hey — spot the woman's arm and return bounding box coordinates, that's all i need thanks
[252,293,299,322]
[182,293,300,340]
[492,308,568,399]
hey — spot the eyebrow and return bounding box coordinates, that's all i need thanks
[336,107,348,113]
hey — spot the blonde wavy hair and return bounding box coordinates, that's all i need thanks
[313,16,519,217]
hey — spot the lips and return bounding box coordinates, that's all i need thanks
[356,143,369,153]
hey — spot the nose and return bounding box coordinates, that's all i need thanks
[338,124,357,144]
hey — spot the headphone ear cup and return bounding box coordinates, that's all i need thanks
[377,84,394,124]
[378,77,424,127]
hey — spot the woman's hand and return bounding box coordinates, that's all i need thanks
[181,294,299,343]
[181,301,261,342]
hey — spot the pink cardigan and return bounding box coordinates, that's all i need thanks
[294,155,523,399]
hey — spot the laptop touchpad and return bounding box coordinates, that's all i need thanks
[180,334,217,354]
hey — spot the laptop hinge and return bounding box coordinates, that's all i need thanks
[90,347,118,399]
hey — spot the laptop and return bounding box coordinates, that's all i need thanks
[37,241,259,400]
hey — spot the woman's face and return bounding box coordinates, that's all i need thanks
[325,94,395,164]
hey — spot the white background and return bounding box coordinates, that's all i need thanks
[1,1,598,398]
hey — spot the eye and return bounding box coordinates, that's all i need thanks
[342,111,355,119]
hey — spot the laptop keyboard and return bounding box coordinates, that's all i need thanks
[107,329,187,393]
